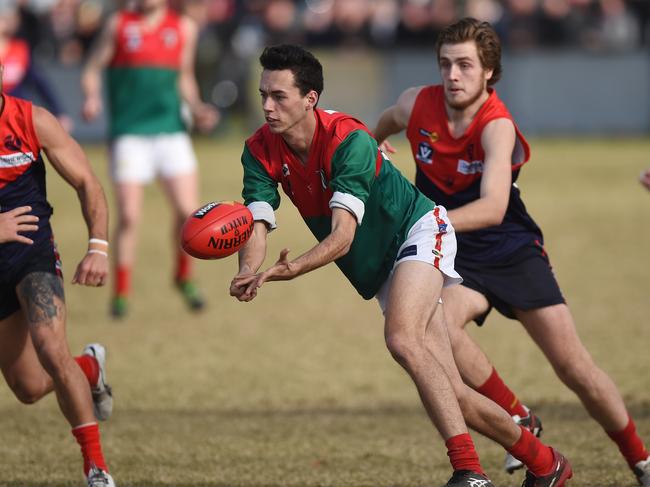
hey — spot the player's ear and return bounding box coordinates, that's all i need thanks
[484,68,494,84]
[305,90,318,110]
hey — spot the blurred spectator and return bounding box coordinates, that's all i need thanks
[0,0,647,70]
[396,0,434,46]
[331,0,371,47]
[368,0,399,47]
[0,0,72,129]
[263,0,302,45]
[303,0,337,46]
[501,0,540,49]
[598,0,640,50]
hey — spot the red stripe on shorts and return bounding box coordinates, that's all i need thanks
[432,207,446,269]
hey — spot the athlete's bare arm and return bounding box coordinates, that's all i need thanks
[179,16,218,133]
[0,206,39,244]
[33,105,109,287]
[232,207,357,301]
[81,14,118,121]
[373,86,423,151]
[446,118,515,232]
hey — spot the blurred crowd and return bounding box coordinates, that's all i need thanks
[8,0,650,68]
[3,0,648,122]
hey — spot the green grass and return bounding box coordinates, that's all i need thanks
[0,136,649,486]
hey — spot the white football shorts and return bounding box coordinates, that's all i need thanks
[110,132,198,184]
[375,205,462,313]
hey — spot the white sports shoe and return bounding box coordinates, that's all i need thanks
[82,343,113,421]
[86,466,115,487]
[635,456,650,486]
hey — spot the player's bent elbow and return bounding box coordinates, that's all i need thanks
[485,207,507,227]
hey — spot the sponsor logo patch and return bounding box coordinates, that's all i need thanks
[0,151,35,168]
[419,128,439,143]
[396,244,418,261]
[457,159,484,175]
[416,142,433,164]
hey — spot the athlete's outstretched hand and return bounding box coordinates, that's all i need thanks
[230,272,257,302]
[0,206,39,244]
[72,252,109,287]
[640,169,650,191]
[231,249,295,302]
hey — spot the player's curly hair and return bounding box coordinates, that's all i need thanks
[260,45,324,102]
[435,17,502,86]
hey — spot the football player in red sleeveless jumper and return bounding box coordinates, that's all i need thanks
[374,17,649,486]
[0,86,116,485]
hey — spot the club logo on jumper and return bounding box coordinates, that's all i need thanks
[192,201,221,219]
[124,25,142,51]
[4,135,22,151]
[437,222,447,233]
[282,163,290,177]
[416,142,433,164]
[161,28,178,49]
[419,128,439,143]
[457,159,484,175]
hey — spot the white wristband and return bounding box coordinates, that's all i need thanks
[87,249,108,257]
[89,238,109,246]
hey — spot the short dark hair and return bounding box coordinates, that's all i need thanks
[259,44,324,99]
[436,17,502,86]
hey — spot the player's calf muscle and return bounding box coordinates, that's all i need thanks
[17,273,65,326]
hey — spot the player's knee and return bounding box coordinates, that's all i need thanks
[8,379,47,404]
[554,356,593,391]
[118,209,141,230]
[385,330,424,369]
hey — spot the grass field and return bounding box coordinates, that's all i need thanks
[0,136,648,487]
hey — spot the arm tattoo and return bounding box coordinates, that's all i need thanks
[16,272,65,326]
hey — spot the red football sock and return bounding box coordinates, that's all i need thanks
[74,355,99,387]
[72,423,108,475]
[475,367,528,418]
[507,426,554,476]
[607,415,649,468]
[115,265,131,297]
[445,433,484,475]
[175,249,191,282]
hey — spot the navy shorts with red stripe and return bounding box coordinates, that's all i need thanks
[455,241,565,326]
[0,238,63,320]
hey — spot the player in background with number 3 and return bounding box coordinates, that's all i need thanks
[0,67,116,485]
[82,0,218,319]
[229,44,573,487]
